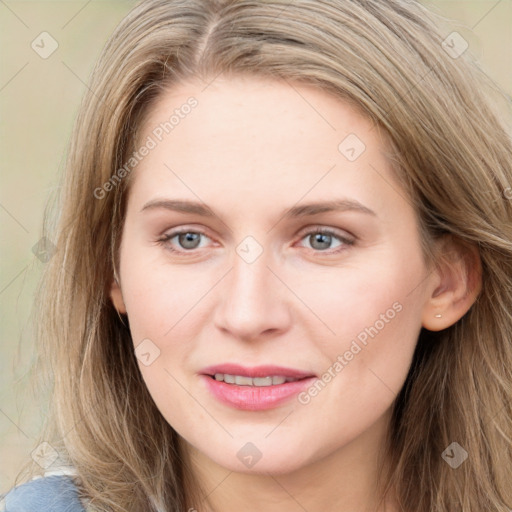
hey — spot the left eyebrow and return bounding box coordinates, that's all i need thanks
[139,198,377,218]
[283,199,377,218]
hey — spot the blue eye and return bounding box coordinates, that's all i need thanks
[158,230,210,252]
[157,227,354,256]
[298,228,354,253]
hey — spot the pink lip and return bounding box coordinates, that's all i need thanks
[199,364,317,411]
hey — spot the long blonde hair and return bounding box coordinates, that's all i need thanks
[21,0,512,510]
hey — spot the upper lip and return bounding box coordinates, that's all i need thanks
[200,363,316,379]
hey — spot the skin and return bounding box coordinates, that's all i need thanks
[110,75,481,512]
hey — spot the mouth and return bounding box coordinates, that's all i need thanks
[199,364,317,410]
[200,363,316,380]
[207,373,306,386]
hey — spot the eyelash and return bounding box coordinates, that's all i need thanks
[156,226,355,256]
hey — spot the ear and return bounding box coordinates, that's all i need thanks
[110,277,127,314]
[422,236,482,331]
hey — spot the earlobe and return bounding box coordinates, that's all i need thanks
[421,237,482,332]
[110,278,127,314]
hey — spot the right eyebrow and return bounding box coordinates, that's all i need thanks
[140,199,215,216]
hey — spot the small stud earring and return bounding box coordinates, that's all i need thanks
[435,314,442,318]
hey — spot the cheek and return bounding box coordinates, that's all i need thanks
[307,246,425,392]
[306,251,422,340]
[121,262,205,425]
[119,250,214,405]
[120,248,205,342]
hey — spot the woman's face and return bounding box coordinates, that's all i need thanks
[111,75,438,475]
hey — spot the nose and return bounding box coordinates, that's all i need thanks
[213,247,292,342]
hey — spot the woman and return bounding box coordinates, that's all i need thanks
[4,0,512,510]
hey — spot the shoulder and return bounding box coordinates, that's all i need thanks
[3,474,85,512]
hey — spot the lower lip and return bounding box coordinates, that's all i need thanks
[201,375,317,411]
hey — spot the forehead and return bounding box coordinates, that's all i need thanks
[127,75,403,219]
[141,75,376,155]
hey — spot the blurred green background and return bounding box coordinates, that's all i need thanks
[1,0,511,495]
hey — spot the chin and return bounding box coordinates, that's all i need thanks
[198,437,316,476]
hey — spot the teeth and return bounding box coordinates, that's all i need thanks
[223,374,236,384]
[213,373,299,386]
[253,377,273,386]
[235,375,253,386]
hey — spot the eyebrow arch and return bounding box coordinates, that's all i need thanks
[140,198,376,218]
